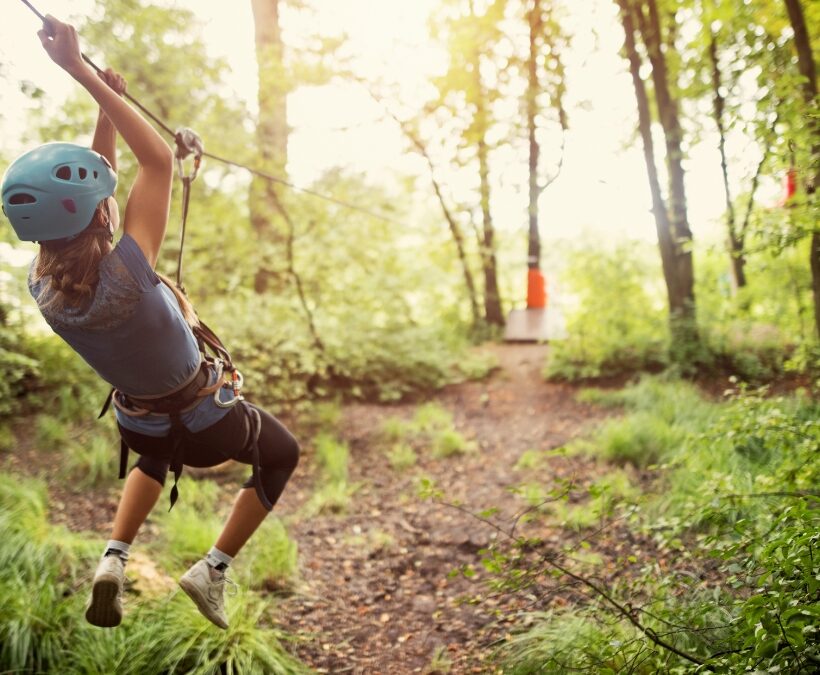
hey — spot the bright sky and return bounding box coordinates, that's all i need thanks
[0,0,779,266]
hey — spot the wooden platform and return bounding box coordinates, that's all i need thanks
[503,308,550,343]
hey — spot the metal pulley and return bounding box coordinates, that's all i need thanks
[174,127,204,182]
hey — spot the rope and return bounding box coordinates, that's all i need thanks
[17,0,411,230]
[176,176,192,288]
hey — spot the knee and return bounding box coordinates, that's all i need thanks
[280,432,300,473]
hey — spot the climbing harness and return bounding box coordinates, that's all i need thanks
[98,323,271,512]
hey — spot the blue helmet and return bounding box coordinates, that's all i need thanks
[1,142,117,242]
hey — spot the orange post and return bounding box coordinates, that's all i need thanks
[527,268,547,309]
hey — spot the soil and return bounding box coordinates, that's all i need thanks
[2,343,674,674]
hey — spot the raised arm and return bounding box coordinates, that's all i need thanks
[91,69,127,172]
[39,16,174,267]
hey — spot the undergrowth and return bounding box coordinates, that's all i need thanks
[0,473,306,674]
[488,376,819,673]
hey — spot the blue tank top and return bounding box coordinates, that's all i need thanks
[28,234,234,436]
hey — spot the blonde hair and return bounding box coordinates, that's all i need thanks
[157,272,199,328]
[34,201,112,310]
[34,200,199,328]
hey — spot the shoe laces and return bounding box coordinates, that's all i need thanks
[212,571,238,597]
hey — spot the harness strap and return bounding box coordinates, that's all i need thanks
[194,321,233,368]
[119,438,129,480]
[168,411,186,510]
[99,388,115,419]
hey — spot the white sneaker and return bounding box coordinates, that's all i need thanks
[85,554,125,628]
[179,559,232,629]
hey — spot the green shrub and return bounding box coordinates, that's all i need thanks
[493,379,819,673]
[545,243,668,381]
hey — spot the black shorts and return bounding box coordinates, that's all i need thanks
[117,401,299,508]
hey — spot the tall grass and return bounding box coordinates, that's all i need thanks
[237,515,299,592]
[153,478,224,573]
[304,432,357,515]
[0,473,307,674]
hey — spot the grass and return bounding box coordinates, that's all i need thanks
[381,402,476,464]
[63,434,119,488]
[36,415,70,448]
[496,609,642,673]
[237,515,299,592]
[386,442,417,470]
[550,469,639,530]
[0,424,14,452]
[304,432,358,515]
[514,449,545,471]
[152,478,223,572]
[0,472,307,674]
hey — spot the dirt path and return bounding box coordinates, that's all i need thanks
[275,344,613,673]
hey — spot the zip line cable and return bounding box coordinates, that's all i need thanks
[17,0,412,230]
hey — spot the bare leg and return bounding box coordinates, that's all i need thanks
[110,467,164,544]
[213,487,268,557]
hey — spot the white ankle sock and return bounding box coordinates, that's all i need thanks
[205,547,233,570]
[103,539,130,562]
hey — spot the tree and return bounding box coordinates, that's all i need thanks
[433,0,508,327]
[250,0,289,293]
[783,0,819,337]
[616,0,699,352]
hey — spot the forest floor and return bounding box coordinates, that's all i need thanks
[273,343,623,674]
[2,344,666,674]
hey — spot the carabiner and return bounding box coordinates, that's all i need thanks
[174,127,204,182]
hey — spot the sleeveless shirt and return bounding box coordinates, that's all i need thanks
[28,234,234,436]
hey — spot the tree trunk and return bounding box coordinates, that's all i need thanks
[429,167,483,326]
[250,0,289,293]
[527,0,542,275]
[394,118,482,326]
[708,31,746,289]
[616,0,679,321]
[783,0,820,338]
[473,58,504,327]
[632,0,698,347]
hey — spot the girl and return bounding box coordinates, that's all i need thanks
[1,16,299,630]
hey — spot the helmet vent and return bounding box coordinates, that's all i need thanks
[78,167,88,180]
[56,166,72,181]
[93,170,99,179]
[8,193,36,205]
